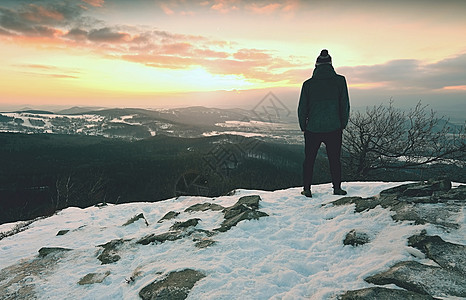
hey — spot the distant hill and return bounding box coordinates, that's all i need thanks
[15,110,55,115]
[0,106,301,143]
[56,106,105,115]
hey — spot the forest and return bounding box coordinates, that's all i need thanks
[0,131,463,224]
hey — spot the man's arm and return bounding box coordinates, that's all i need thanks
[339,77,350,129]
[297,83,309,132]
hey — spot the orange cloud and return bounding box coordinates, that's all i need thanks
[0,1,303,84]
[233,49,271,60]
[81,0,104,7]
[443,85,466,91]
[246,3,281,14]
[160,3,175,15]
[211,0,240,13]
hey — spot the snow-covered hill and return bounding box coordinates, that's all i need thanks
[0,181,465,299]
[0,107,299,143]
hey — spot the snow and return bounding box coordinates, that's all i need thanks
[202,130,271,138]
[0,181,464,299]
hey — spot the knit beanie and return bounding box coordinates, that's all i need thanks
[316,49,332,65]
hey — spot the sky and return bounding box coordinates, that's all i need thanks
[0,0,465,111]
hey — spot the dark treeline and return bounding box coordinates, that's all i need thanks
[0,133,306,224]
[1,132,463,225]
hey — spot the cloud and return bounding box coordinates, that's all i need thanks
[338,53,466,92]
[81,0,105,8]
[14,63,80,79]
[88,27,131,43]
[156,0,299,15]
[246,3,282,14]
[64,28,88,40]
[0,3,84,37]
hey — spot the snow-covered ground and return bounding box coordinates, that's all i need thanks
[0,181,464,299]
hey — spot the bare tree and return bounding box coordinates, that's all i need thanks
[343,101,466,177]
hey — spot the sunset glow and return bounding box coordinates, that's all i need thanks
[0,0,465,109]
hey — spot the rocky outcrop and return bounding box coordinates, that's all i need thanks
[139,269,206,300]
[138,196,267,248]
[380,179,451,197]
[340,180,466,299]
[330,180,465,228]
[408,231,466,275]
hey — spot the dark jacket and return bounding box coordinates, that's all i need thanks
[298,64,350,133]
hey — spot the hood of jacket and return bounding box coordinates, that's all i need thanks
[312,64,337,79]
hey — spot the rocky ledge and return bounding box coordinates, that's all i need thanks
[0,194,268,300]
[336,180,466,299]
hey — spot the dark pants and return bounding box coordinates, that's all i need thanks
[303,129,342,191]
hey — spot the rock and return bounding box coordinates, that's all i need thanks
[433,185,466,201]
[38,247,72,257]
[170,218,201,231]
[97,239,128,264]
[194,238,216,249]
[157,211,180,223]
[330,197,381,213]
[216,209,268,233]
[123,213,149,226]
[139,269,206,300]
[214,195,268,232]
[137,231,185,245]
[232,195,261,210]
[408,232,466,275]
[330,182,464,229]
[365,261,466,297]
[343,230,370,246]
[185,202,224,212]
[380,180,451,198]
[56,230,69,236]
[392,202,461,229]
[78,271,111,285]
[340,286,438,300]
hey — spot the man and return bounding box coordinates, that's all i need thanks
[298,49,350,197]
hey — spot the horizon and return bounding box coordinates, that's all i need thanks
[0,0,465,113]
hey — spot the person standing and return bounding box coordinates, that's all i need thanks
[298,49,350,197]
